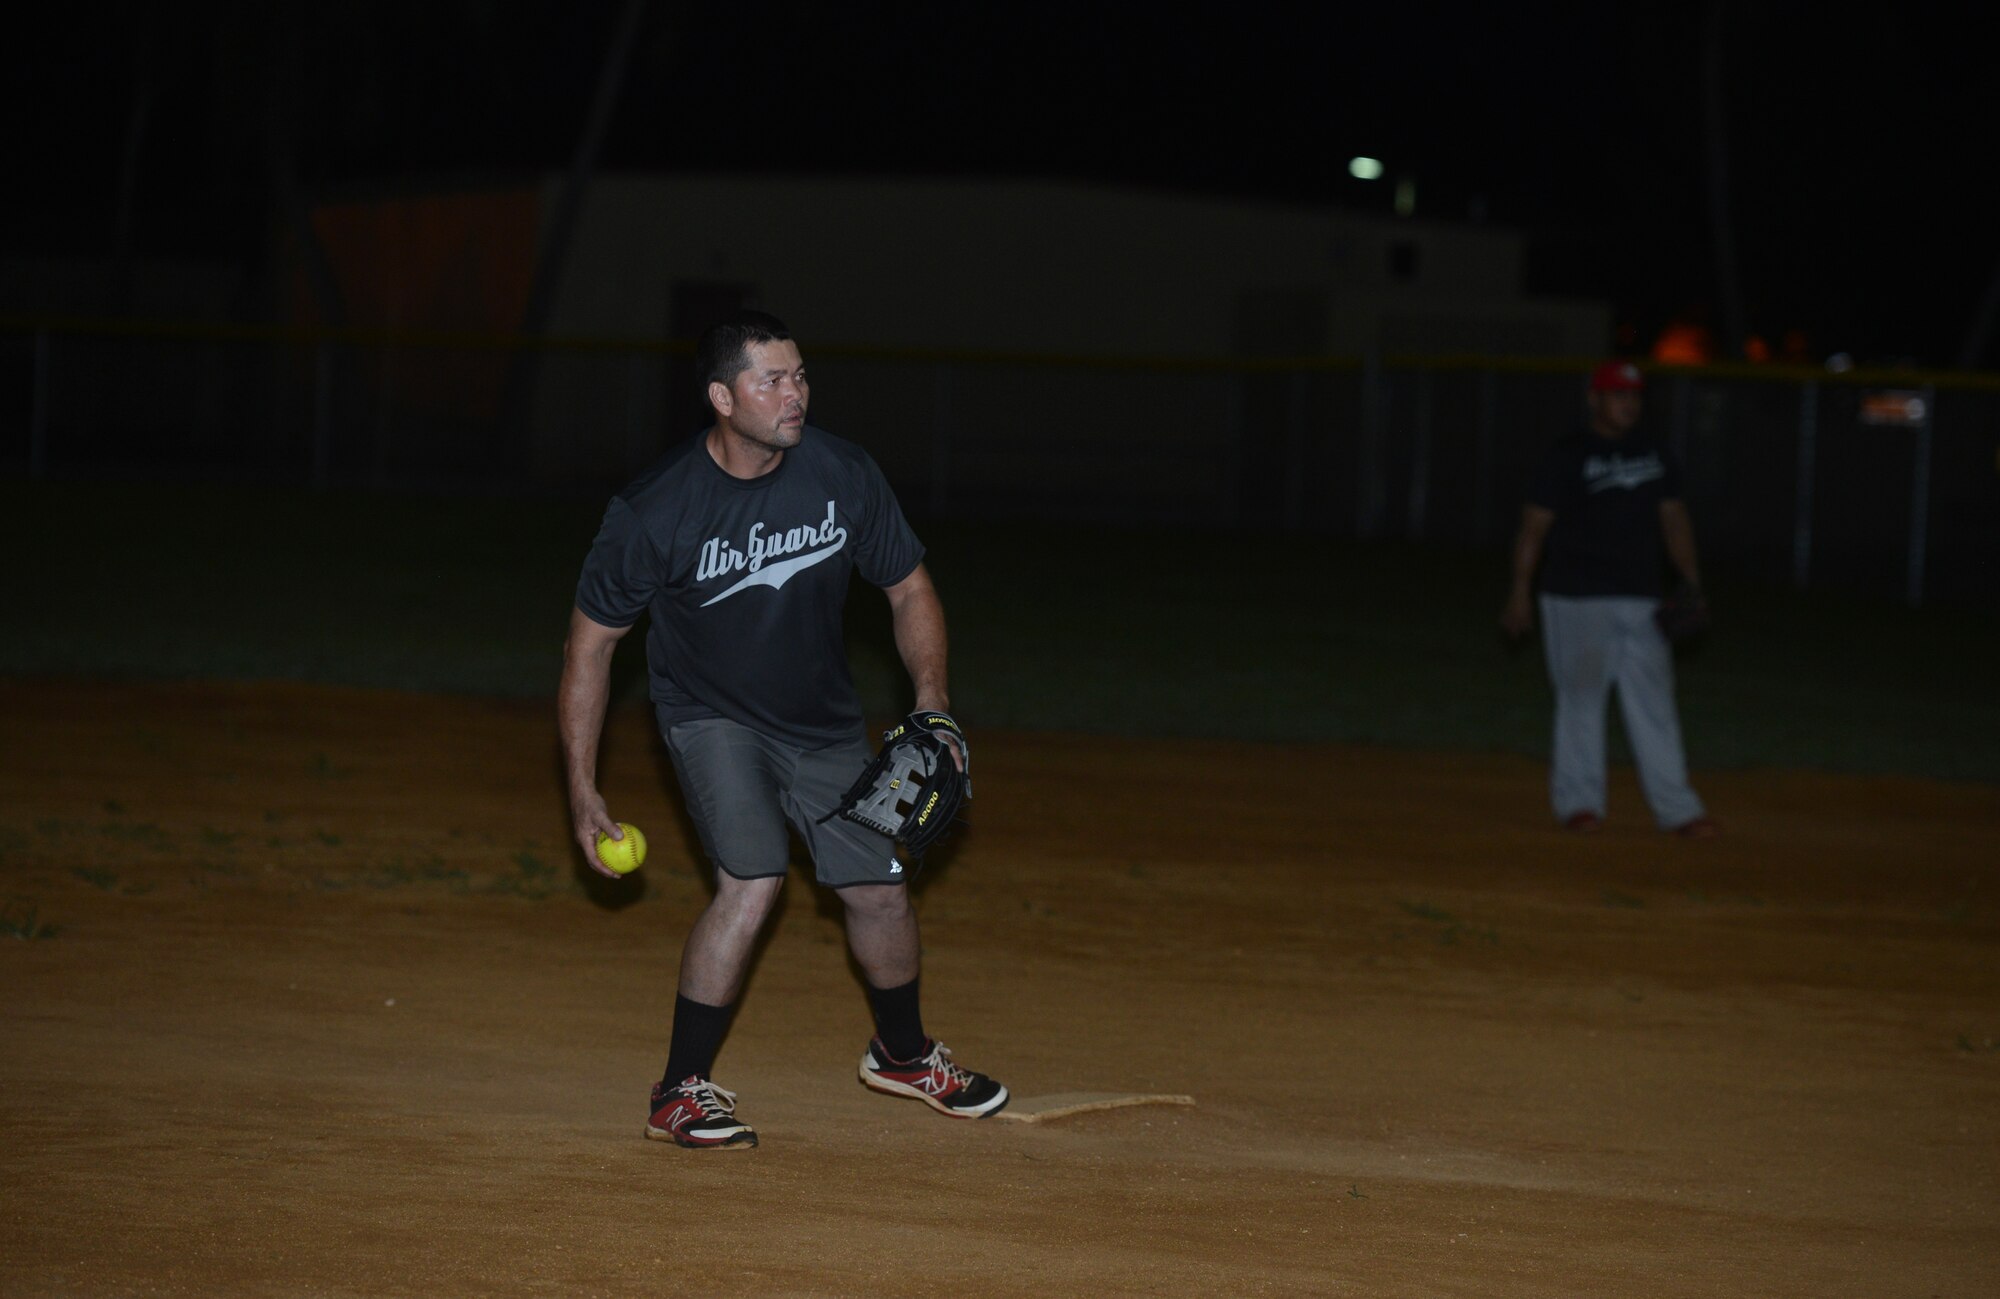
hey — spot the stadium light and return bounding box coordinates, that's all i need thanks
[1348,157,1384,181]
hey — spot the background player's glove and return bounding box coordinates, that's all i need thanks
[1654,584,1710,647]
[823,711,971,864]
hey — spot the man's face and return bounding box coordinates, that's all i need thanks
[1588,387,1642,436]
[716,339,809,450]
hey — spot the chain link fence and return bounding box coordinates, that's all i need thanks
[5,319,1996,606]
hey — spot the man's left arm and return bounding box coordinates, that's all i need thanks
[1659,499,1704,594]
[883,562,949,713]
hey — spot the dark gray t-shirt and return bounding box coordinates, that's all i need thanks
[1528,430,1684,598]
[575,426,924,749]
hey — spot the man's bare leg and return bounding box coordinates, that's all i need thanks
[840,882,920,989]
[677,872,786,1004]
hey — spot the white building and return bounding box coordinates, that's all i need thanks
[547,173,1605,359]
[526,174,1608,485]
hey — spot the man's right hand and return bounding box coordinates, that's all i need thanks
[1499,589,1535,640]
[570,788,625,879]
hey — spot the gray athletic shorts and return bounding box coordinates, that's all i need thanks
[661,714,905,888]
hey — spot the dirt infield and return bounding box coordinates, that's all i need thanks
[3,678,1996,1297]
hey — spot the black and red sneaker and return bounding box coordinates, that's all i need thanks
[858,1037,1008,1118]
[645,1076,758,1149]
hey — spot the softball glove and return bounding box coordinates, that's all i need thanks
[823,711,970,864]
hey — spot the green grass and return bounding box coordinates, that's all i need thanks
[1394,898,1499,946]
[486,849,561,898]
[4,480,1995,782]
[2,897,56,940]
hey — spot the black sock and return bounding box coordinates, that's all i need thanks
[662,994,736,1088]
[866,977,926,1063]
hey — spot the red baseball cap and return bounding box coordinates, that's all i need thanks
[1588,360,1645,392]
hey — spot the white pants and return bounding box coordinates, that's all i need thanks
[1539,595,1706,829]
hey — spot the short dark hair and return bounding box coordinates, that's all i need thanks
[695,310,792,389]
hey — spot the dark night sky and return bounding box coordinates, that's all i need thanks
[11,2,1997,367]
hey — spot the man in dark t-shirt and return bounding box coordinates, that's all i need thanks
[1499,360,1714,838]
[559,311,1006,1149]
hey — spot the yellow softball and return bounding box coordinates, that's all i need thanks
[595,822,647,874]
